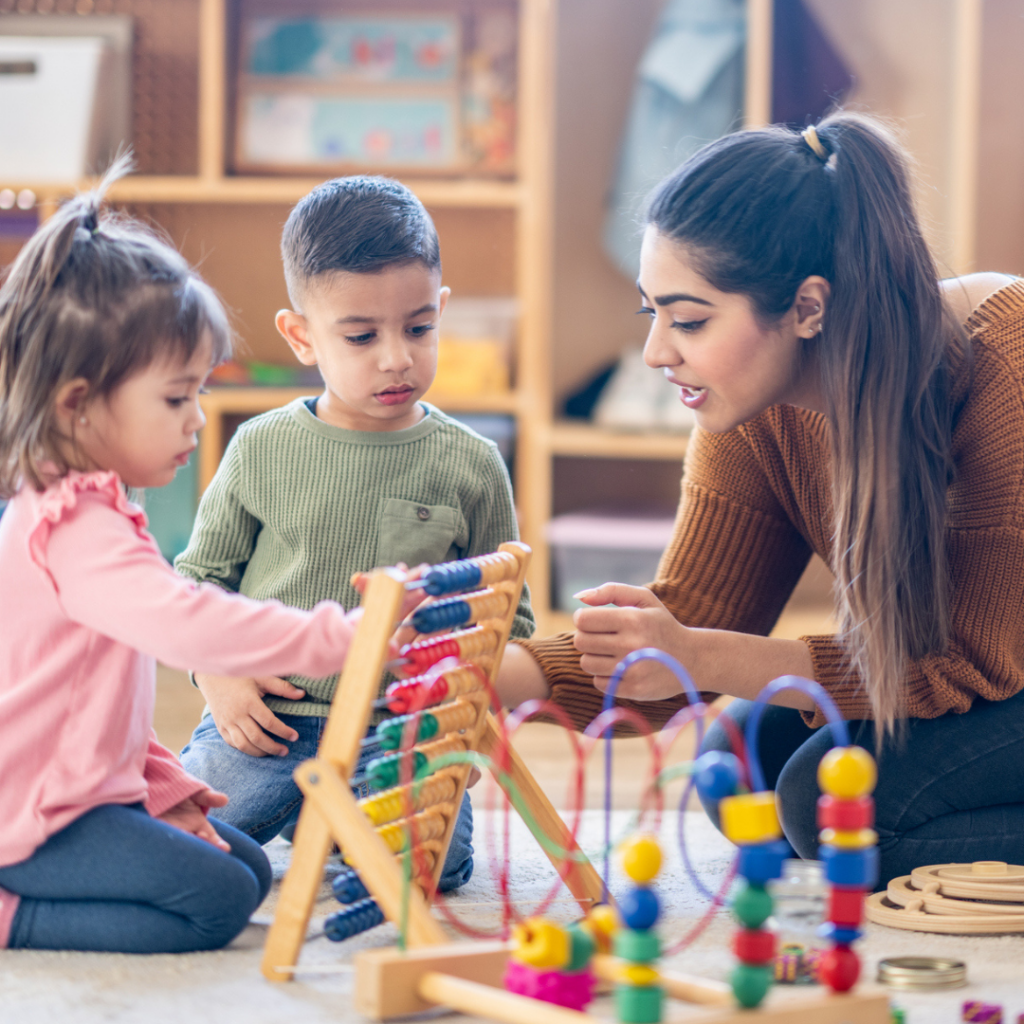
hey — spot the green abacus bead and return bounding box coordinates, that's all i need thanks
[613,927,661,963]
[731,963,773,1008]
[615,984,663,1024]
[731,882,773,929]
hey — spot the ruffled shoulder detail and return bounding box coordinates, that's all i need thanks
[27,470,148,571]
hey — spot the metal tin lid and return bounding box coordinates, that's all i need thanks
[877,957,968,990]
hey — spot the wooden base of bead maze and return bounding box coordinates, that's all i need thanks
[353,943,891,1024]
[865,861,1024,934]
[261,543,607,981]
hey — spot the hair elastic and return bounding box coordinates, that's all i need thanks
[802,125,828,161]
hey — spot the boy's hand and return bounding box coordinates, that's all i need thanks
[157,789,231,852]
[195,673,306,758]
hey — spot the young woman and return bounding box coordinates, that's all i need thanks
[498,112,1024,885]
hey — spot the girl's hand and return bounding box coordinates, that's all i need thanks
[158,789,231,852]
[572,583,692,701]
[195,673,306,757]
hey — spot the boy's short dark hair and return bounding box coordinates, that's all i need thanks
[281,175,441,306]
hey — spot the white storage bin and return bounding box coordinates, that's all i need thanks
[0,36,106,181]
[546,512,676,611]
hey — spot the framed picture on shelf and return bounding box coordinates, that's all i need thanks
[232,4,517,176]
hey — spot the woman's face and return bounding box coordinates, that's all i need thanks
[638,226,825,433]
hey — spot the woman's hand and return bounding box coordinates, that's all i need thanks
[158,789,231,852]
[573,583,693,700]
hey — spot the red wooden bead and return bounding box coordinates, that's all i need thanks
[828,887,866,927]
[819,945,861,992]
[732,928,776,965]
[818,795,874,831]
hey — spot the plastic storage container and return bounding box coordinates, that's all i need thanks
[769,859,827,984]
[545,512,676,611]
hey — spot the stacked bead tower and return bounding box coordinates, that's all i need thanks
[614,834,664,1024]
[694,749,790,1009]
[816,745,879,992]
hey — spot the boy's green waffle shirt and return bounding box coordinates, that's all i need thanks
[176,399,534,716]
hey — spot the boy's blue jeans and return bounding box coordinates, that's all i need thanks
[180,713,475,892]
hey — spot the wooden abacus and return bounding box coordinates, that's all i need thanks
[261,542,607,981]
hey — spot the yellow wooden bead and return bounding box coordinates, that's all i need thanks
[511,917,570,969]
[620,963,660,986]
[621,833,663,884]
[586,904,620,953]
[817,747,877,799]
[719,792,781,845]
[819,827,878,849]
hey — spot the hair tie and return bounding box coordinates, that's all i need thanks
[802,125,828,161]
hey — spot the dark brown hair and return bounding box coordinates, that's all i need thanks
[0,161,231,497]
[281,175,441,307]
[646,112,963,734]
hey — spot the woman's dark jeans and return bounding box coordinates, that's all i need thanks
[698,689,1024,886]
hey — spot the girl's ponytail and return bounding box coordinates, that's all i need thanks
[813,114,959,734]
[0,155,229,498]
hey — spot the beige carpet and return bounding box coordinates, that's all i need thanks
[2,811,1022,1023]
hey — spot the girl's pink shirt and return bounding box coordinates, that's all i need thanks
[0,471,358,944]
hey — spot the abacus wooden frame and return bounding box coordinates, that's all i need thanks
[261,541,607,982]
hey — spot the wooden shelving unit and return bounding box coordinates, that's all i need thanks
[4,0,1024,636]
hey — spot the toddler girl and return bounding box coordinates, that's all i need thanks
[0,172,363,953]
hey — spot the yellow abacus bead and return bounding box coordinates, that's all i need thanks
[621,833,663,884]
[620,964,660,986]
[719,792,781,845]
[360,791,403,826]
[819,827,878,850]
[586,904,620,953]
[511,917,570,969]
[817,747,877,800]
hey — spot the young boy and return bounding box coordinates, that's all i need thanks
[176,176,534,891]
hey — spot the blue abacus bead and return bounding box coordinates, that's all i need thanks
[737,840,791,884]
[619,886,661,931]
[423,560,482,596]
[331,868,370,904]
[694,751,743,802]
[323,898,384,941]
[820,845,880,889]
[411,598,472,634]
[817,922,862,945]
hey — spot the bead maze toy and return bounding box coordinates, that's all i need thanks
[262,555,890,1024]
[261,543,607,979]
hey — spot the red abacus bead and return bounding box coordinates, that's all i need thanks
[733,928,776,965]
[828,887,866,927]
[818,795,874,831]
[818,944,861,993]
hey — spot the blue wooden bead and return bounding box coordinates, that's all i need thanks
[620,886,661,931]
[817,922,862,945]
[694,751,742,801]
[324,898,384,941]
[737,840,791,883]
[820,845,879,889]
[331,868,369,904]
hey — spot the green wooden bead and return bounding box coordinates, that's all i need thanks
[730,963,773,1008]
[613,927,661,963]
[614,984,663,1023]
[566,922,596,972]
[731,882,773,929]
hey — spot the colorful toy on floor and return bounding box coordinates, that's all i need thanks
[963,1001,1003,1023]
[614,834,664,1023]
[504,916,596,1010]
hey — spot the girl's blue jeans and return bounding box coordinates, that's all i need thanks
[0,803,270,952]
[698,688,1024,886]
[180,713,474,893]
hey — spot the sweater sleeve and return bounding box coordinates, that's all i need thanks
[143,732,207,817]
[525,424,813,732]
[465,443,536,641]
[40,486,356,680]
[174,431,259,593]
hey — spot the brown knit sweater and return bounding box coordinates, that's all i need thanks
[527,280,1024,731]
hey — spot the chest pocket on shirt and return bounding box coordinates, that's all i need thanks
[376,498,465,568]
